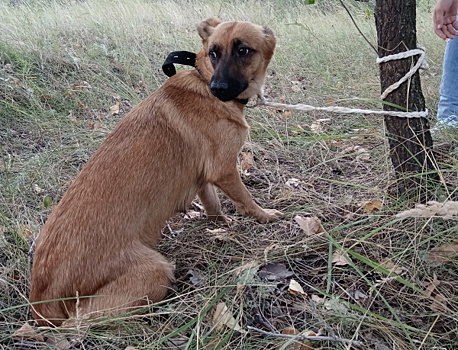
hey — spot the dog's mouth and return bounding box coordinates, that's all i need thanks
[209,76,249,102]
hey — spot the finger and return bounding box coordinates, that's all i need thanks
[452,19,458,32]
[435,25,448,39]
[434,10,448,39]
[445,23,458,38]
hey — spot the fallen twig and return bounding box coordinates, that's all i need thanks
[247,326,363,346]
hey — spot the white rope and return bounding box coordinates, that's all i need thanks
[257,48,429,119]
[377,48,428,100]
[257,97,429,119]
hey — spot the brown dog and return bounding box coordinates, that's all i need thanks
[29,18,281,326]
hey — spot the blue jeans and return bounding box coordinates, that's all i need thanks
[437,35,458,126]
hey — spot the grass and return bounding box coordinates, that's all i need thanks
[1,0,457,348]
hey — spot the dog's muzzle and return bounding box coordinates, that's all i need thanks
[209,75,248,102]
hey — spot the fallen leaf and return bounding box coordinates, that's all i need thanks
[379,258,403,274]
[206,228,227,234]
[110,101,120,115]
[187,270,204,286]
[212,302,245,333]
[241,152,254,170]
[258,262,293,281]
[311,294,325,304]
[430,293,449,313]
[424,273,441,297]
[332,251,349,266]
[13,323,44,342]
[353,290,367,302]
[209,230,238,242]
[310,120,323,134]
[288,279,307,296]
[294,215,323,236]
[428,243,458,265]
[362,200,383,214]
[281,110,292,119]
[33,184,44,194]
[184,210,201,220]
[286,178,301,188]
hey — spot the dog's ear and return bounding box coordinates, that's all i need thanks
[261,26,276,60]
[197,18,221,41]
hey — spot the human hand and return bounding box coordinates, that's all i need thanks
[434,0,458,39]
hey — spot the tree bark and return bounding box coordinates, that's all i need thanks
[375,0,437,198]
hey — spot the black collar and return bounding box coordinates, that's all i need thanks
[162,51,197,77]
[235,98,249,105]
[162,51,249,106]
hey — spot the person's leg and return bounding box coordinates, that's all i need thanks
[437,34,458,128]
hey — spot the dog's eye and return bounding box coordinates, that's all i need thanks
[237,47,250,57]
[209,50,217,60]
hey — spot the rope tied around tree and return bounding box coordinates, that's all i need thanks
[258,48,430,119]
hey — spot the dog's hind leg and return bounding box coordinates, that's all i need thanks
[198,183,228,222]
[69,247,174,323]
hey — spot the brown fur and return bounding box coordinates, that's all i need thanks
[29,18,281,327]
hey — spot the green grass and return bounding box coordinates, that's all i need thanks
[1,0,457,349]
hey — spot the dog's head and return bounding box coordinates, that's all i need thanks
[196,18,276,102]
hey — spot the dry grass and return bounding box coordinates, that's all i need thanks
[1,0,457,349]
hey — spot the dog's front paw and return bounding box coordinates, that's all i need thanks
[256,208,283,223]
[207,214,232,224]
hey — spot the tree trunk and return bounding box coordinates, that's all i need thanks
[375,0,437,198]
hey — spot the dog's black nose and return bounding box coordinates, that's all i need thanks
[210,81,229,96]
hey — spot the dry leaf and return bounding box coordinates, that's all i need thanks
[241,152,254,170]
[281,110,292,119]
[288,279,307,296]
[294,215,323,236]
[184,210,201,220]
[13,323,44,342]
[362,200,383,214]
[258,262,293,281]
[206,228,227,235]
[428,243,458,265]
[311,294,325,304]
[33,184,44,194]
[379,258,403,274]
[212,302,245,333]
[353,290,367,302]
[310,120,323,134]
[424,273,441,297]
[396,200,458,219]
[332,251,349,266]
[110,101,120,115]
[286,178,301,188]
[430,293,449,313]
